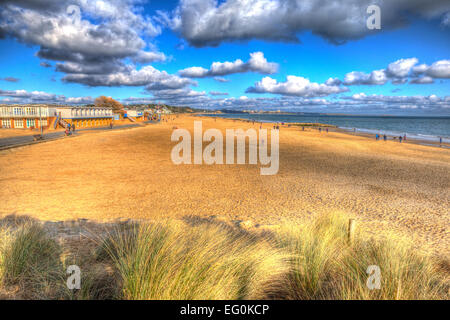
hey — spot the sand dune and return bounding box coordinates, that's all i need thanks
[0,115,448,255]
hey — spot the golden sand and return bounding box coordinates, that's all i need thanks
[0,115,448,255]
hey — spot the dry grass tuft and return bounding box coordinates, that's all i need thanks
[96,220,289,300]
[0,223,64,299]
[275,212,449,300]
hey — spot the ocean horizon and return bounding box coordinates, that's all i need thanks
[203,113,450,144]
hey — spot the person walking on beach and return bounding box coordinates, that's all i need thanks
[302,126,305,131]
[110,122,113,129]
[399,135,403,143]
[439,136,442,146]
[326,128,328,133]
[319,127,322,133]
[403,134,406,141]
[375,134,379,141]
[72,123,76,133]
[383,134,387,141]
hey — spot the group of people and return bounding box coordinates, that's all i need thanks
[64,123,76,136]
[375,133,407,143]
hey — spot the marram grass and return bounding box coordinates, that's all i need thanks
[274,212,448,300]
[0,223,64,299]
[96,220,289,299]
[0,214,448,300]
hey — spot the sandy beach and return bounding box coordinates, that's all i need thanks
[0,115,448,256]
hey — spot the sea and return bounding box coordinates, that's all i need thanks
[202,113,450,144]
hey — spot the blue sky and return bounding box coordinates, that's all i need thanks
[0,0,449,115]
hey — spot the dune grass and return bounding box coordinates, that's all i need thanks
[275,212,449,300]
[96,220,289,299]
[0,223,64,299]
[0,215,448,300]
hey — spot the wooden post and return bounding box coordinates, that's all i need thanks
[348,219,356,245]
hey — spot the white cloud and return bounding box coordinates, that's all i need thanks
[246,76,348,97]
[386,58,418,78]
[179,52,278,77]
[343,58,450,86]
[344,70,387,85]
[0,0,168,87]
[426,60,450,78]
[410,76,434,84]
[0,89,93,104]
[63,65,195,89]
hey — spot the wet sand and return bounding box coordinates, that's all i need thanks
[0,115,448,255]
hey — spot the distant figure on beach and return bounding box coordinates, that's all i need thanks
[439,137,442,146]
[302,126,305,131]
[110,122,113,129]
[383,134,387,141]
[403,134,406,141]
[353,128,356,133]
[399,136,403,143]
[72,123,76,132]
[375,134,379,141]
[326,128,328,133]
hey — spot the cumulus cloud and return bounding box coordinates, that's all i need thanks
[344,70,388,85]
[386,58,419,78]
[62,65,195,89]
[425,60,450,78]
[162,0,450,47]
[0,89,93,104]
[410,76,434,84]
[246,76,348,97]
[343,58,450,85]
[179,52,278,78]
[132,51,167,64]
[0,0,169,87]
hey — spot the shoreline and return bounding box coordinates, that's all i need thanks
[198,113,450,149]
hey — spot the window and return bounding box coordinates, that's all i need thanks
[26,107,37,116]
[2,119,11,128]
[14,119,24,128]
[26,119,35,128]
